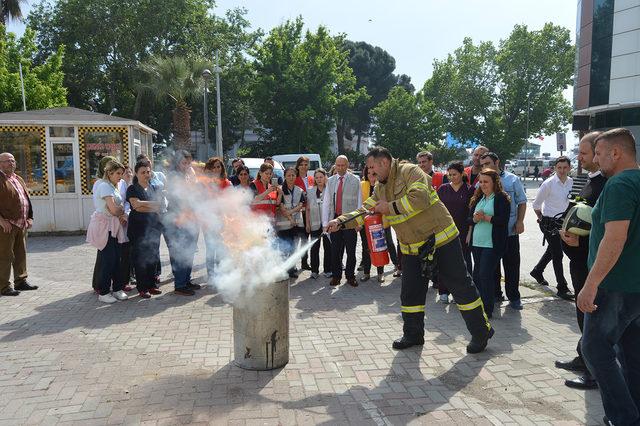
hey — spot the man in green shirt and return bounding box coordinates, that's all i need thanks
[576,128,640,426]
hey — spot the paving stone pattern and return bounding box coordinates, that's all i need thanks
[0,196,604,425]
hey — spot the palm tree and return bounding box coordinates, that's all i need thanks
[138,56,210,151]
[1,0,28,25]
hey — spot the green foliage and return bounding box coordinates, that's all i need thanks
[27,0,260,147]
[251,18,362,156]
[422,23,575,161]
[371,86,444,161]
[0,26,67,112]
[1,0,28,25]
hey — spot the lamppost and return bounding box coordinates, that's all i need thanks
[202,69,212,156]
[213,51,223,159]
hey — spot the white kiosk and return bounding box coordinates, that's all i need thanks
[0,107,157,232]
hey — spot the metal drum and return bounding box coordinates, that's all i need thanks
[233,278,289,370]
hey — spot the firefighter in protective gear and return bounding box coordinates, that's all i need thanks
[327,147,494,353]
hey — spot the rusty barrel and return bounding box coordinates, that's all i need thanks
[233,278,290,370]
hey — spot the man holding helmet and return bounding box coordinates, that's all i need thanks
[557,131,607,390]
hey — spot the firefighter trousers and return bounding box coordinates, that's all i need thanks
[400,236,492,340]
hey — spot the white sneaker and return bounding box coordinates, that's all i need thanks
[113,290,129,301]
[98,293,117,304]
[439,294,449,304]
[311,273,319,279]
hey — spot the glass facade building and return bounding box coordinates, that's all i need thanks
[573,0,640,159]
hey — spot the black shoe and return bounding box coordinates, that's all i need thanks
[530,270,549,286]
[187,283,202,290]
[495,294,505,302]
[288,271,299,278]
[565,375,598,390]
[555,357,586,372]
[174,288,195,296]
[557,290,575,301]
[392,336,424,350]
[603,416,613,426]
[1,288,20,296]
[15,282,38,291]
[467,327,495,354]
[301,263,312,271]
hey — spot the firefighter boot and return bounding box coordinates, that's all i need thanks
[392,312,425,350]
[458,301,494,354]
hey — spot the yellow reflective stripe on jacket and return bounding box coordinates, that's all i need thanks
[398,222,460,255]
[401,305,425,313]
[385,210,421,225]
[399,195,414,213]
[457,298,483,311]
[355,215,365,226]
[363,197,376,209]
[408,181,429,192]
[434,222,459,246]
[429,190,439,205]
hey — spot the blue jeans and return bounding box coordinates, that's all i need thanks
[472,247,500,317]
[165,224,198,289]
[96,233,122,296]
[582,288,640,426]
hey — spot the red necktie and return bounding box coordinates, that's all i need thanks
[335,176,344,216]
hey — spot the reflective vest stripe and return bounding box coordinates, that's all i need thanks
[401,305,425,313]
[398,222,459,255]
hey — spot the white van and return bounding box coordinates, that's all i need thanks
[228,158,285,181]
[272,154,322,177]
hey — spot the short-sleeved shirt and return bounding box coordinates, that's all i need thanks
[472,193,495,248]
[588,169,640,293]
[94,180,122,215]
[500,171,527,236]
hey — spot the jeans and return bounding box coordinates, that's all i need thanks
[533,220,569,293]
[277,227,303,274]
[582,288,640,426]
[165,224,198,289]
[204,230,220,282]
[96,233,122,296]
[331,228,357,280]
[495,235,522,302]
[472,246,500,317]
[309,228,331,274]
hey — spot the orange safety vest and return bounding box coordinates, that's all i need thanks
[431,172,444,189]
[251,179,278,217]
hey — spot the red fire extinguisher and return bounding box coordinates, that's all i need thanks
[364,213,390,267]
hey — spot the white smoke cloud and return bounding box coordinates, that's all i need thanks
[161,173,315,304]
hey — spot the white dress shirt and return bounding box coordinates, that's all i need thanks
[532,174,573,217]
[321,173,362,227]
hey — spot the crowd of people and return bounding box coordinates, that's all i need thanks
[1,127,639,425]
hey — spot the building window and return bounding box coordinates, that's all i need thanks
[49,126,75,138]
[0,126,48,196]
[52,143,76,193]
[78,127,129,195]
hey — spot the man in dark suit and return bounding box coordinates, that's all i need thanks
[0,152,38,296]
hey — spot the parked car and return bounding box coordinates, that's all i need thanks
[272,153,322,177]
[229,157,285,181]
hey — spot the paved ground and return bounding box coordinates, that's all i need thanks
[0,179,605,425]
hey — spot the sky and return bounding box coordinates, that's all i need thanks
[7,0,580,155]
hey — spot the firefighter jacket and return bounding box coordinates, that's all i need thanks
[338,159,459,255]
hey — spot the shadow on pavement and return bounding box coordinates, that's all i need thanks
[0,286,227,343]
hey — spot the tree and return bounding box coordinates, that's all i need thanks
[138,56,209,151]
[251,18,362,157]
[371,86,444,161]
[422,23,574,161]
[0,27,67,112]
[1,0,28,25]
[27,0,260,146]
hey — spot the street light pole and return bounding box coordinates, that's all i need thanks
[202,69,212,157]
[214,51,223,159]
